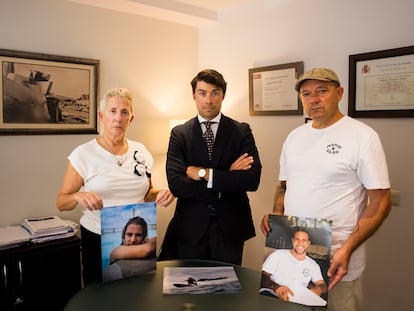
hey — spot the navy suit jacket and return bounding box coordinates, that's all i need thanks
[165,114,262,247]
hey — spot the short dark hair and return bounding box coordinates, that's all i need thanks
[121,216,148,244]
[292,228,310,240]
[191,69,227,95]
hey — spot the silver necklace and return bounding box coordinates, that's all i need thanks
[101,136,127,166]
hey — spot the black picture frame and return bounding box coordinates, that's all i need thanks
[348,45,414,118]
[1,48,99,135]
[249,61,303,116]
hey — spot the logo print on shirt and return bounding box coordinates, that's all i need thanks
[302,268,310,278]
[326,143,342,154]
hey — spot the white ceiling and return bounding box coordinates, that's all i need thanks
[67,0,249,27]
[174,0,248,11]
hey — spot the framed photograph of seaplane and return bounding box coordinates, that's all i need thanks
[0,48,99,135]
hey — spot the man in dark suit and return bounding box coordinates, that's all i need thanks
[161,69,262,265]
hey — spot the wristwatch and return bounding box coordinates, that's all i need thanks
[198,168,206,179]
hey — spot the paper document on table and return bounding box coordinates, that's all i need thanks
[0,225,31,249]
[22,216,77,240]
[23,215,67,231]
[22,215,73,238]
[30,229,77,243]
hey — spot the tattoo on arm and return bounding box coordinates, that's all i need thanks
[261,272,279,291]
[273,181,286,214]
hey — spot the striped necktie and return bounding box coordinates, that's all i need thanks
[202,121,215,160]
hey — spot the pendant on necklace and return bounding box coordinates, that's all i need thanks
[101,136,126,167]
[115,154,125,166]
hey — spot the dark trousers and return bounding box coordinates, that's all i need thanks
[80,225,102,286]
[176,216,244,265]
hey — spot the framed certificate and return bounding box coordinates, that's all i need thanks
[249,61,303,116]
[348,45,414,118]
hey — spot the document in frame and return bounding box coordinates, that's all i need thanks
[259,215,332,308]
[100,202,156,283]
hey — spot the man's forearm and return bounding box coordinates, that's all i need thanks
[261,271,279,291]
[341,189,391,256]
[273,181,286,214]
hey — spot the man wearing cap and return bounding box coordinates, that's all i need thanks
[260,68,391,311]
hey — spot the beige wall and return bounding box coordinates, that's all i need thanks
[1,0,413,310]
[0,0,198,246]
[198,0,414,310]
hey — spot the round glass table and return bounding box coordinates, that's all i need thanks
[64,259,311,311]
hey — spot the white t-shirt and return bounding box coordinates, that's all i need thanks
[263,249,324,289]
[68,138,153,234]
[279,116,390,281]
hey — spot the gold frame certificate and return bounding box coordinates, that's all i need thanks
[249,62,303,116]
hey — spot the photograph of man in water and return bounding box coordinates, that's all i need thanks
[101,202,156,283]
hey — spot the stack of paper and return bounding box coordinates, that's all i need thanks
[22,216,77,243]
[0,225,31,249]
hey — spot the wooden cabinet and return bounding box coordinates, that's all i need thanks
[0,236,81,311]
